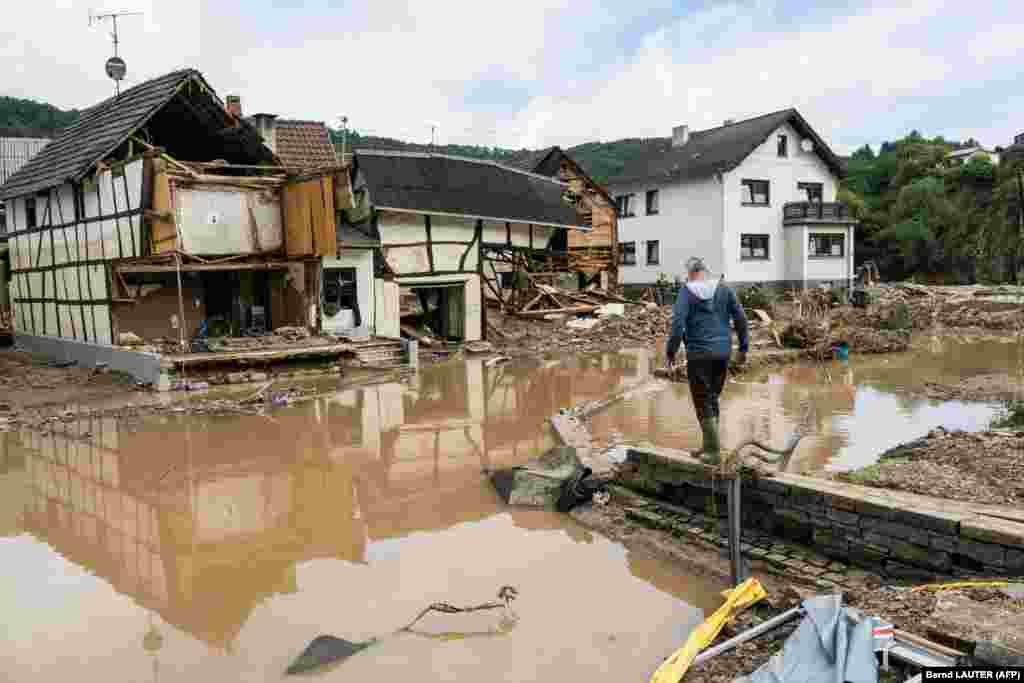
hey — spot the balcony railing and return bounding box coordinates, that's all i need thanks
[783,202,856,224]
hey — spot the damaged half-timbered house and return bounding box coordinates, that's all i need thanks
[338,150,591,344]
[0,69,357,385]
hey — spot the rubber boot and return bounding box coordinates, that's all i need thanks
[698,417,721,465]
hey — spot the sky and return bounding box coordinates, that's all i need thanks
[1,0,1022,154]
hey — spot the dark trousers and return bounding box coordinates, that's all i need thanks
[688,357,729,423]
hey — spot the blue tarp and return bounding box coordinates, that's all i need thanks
[735,595,878,683]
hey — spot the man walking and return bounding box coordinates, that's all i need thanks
[665,257,749,464]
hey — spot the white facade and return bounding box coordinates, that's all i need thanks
[946,147,1000,166]
[612,121,854,287]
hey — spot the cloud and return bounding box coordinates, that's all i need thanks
[4,0,1023,154]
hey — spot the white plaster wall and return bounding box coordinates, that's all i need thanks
[322,251,375,335]
[609,175,723,284]
[783,227,804,282]
[805,226,853,281]
[374,278,400,339]
[175,185,283,255]
[722,122,838,284]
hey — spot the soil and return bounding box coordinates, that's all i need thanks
[834,427,1024,505]
[0,348,141,412]
[911,373,1023,403]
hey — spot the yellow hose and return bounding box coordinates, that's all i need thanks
[649,577,768,683]
[910,580,1009,593]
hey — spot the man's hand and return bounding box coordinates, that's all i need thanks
[734,351,747,367]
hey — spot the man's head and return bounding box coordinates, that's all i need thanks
[685,256,707,281]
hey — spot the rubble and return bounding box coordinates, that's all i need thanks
[912,373,1023,402]
[833,283,1024,332]
[835,427,1024,505]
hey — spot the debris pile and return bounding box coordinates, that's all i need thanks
[835,427,1024,505]
[833,283,1024,332]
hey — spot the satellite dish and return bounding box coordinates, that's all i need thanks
[801,138,814,152]
[105,56,126,81]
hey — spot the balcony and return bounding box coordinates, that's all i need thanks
[783,202,857,225]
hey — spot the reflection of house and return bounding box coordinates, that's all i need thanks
[608,109,856,290]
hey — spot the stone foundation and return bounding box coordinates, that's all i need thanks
[618,447,1024,577]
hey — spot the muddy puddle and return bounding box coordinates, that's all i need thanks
[0,354,721,683]
[590,336,1016,473]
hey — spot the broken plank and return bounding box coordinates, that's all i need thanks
[400,324,435,346]
[520,292,546,312]
[516,305,597,319]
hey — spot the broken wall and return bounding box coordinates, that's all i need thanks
[112,274,206,342]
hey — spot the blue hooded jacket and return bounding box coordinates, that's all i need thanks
[666,278,750,361]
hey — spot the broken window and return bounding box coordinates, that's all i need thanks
[322,268,362,328]
[809,233,844,258]
[798,182,824,203]
[740,234,770,260]
[645,189,660,215]
[620,241,637,265]
[741,179,770,206]
[646,240,660,265]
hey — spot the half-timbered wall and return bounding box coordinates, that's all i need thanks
[377,211,483,277]
[5,158,147,345]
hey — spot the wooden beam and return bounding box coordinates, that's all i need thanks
[516,305,596,319]
[520,292,545,312]
[116,262,294,273]
[400,324,435,346]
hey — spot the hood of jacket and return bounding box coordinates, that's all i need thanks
[686,278,720,301]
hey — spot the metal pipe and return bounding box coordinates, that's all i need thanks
[727,475,746,586]
[691,607,804,666]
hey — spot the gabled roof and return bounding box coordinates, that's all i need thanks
[272,119,337,169]
[606,108,845,187]
[353,150,588,230]
[0,69,277,200]
[504,146,613,205]
[504,147,557,174]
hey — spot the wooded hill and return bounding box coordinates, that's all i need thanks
[0,95,80,134]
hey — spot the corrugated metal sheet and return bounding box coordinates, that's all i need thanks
[0,137,51,186]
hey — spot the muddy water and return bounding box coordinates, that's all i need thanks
[0,355,721,683]
[590,337,1015,473]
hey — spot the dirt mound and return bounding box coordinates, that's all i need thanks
[914,373,1022,402]
[835,427,1024,505]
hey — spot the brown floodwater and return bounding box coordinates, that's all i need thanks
[0,355,721,683]
[591,336,1017,472]
[0,336,1015,681]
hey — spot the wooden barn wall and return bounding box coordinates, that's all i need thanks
[5,157,147,345]
[284,175,336,258]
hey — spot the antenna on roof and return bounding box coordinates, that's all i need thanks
[338,115,349,162]
[89,8,143,97]
[430,123,436,150]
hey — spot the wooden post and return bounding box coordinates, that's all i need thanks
[727,475,748,587]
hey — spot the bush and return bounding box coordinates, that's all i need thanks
[991,400,1024,430]
[881,302,912,331]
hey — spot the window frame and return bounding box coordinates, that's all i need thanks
[740,233,771,261]
[645,189,660,216]
[797,181,824,204]
[619,241,637,266]
[808,233,845,259]
[740,179,770,206]
[615,194,636,219]
[645,239,660,266]
[777,134,788,158]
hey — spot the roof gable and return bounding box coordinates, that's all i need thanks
[608,109,845,187]
[353,150,586,229]
[0,69,278,200]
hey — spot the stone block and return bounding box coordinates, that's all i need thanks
[863,531,894,549]
[930,534,957,553]
[876,520,931,547]
[826,508,860,527]
[825,493,860,512]
[958,538,1007,567]
[888,538,950,571]
[892,507,963,535]
[1007,548,1024,572]
[961,516,1024,548]
[854,496,898,520]
[791,490,824,507]
[755,479,790,496]
[775,508,809,525]
[848,539,890,566]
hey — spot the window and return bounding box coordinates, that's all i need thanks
[645,189,660,215]
[619,241,637,265]
[740,234,770,260]
[615,194,635,218]
[777,134,788,158]
[809,233,845,258]
[24,197,37,229]
[741,179,770,206]
[646,240,660,265]
[798,182,824,203]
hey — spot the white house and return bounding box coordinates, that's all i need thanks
[608,109,856,290]
[945,145,1000,167]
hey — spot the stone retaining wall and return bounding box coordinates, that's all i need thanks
[618,447,1024,577]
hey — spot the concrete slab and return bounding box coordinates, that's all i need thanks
[15,333,163,385]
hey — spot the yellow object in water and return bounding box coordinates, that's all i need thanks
[649,577,768,683]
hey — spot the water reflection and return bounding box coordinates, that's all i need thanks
[2,351,718,682]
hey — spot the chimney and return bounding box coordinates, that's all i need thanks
[723,119,735,126]
[251,113,278,153]
[226,95,242,118]
[672,125,689,147]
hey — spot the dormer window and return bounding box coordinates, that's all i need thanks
[777,135,788,158]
